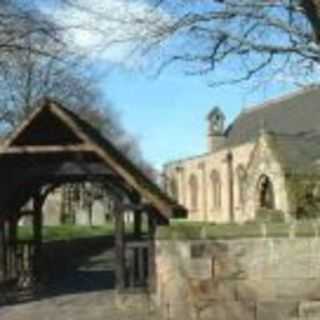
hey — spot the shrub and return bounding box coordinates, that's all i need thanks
[295,200,320,220]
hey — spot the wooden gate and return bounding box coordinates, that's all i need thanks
[125,241,150,289]
[115,208,156,292]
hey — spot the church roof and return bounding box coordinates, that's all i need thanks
[267,132,320,175]
[225,85,320,147]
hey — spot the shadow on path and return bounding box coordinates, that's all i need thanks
[0,235,117,305]
[0,235,161,320]
[41,235,116,298]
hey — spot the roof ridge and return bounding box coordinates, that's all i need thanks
[243,84,320,115]
[164,152,211,167]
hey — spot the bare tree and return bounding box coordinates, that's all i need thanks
[8,1,320,86]
[55,0,320,86]
[0,1,155,175]
[141,0,320,85]
[0,1,66,60]
[0,38,103,129]
[0,35,150,175]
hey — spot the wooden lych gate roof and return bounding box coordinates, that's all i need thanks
[0,99,186,223]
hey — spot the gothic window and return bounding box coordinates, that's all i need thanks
[257,175,275,209]
[211,170,221,209]
[170,178,179,201]
[237,165,247,205]
[189,174,198,211]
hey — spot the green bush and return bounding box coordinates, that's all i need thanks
[295,204,320,220]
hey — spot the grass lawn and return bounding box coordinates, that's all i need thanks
[18,224,115,242]
[18,220,320,242]
[156,219,320,240]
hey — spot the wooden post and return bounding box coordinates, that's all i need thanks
[115,203,125,291]
[8,216,17,244]
[133,209,142,239]
[133,209,142,287]
[0,218,5,281]
[148,213,156,292]
[33,193,43,282]
[2,219,8,280]
[227,152,235,223]
[8,215,18,277]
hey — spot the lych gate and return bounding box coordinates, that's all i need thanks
[0,99,184,297]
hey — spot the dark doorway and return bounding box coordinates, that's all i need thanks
[257,175,275,210]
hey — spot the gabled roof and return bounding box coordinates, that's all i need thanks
[225,85,320,147]
[267,132,320,175]
[0,99,186,221]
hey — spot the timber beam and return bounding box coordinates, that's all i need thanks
[3,144,94,154]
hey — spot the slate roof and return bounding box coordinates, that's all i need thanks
[268,133,320,175]
[225,85,320,147]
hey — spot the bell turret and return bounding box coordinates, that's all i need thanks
[207,107,226,152]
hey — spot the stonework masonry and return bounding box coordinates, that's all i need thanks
[164,137,286,223]
[155,238,320,320]
[163,89,320,222]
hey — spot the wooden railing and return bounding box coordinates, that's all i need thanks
[125,241,149,289]
[1,240,35,287]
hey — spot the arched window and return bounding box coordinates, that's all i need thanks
[189,174,198,211]
[170,178,179,201]
[237,165,246,206]
[257,175,275,209]
[211,170,221,209]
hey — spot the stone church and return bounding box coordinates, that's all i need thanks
[164,85,320,223]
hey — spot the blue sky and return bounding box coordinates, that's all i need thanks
[43,0,298,170]
[103,67,293,169]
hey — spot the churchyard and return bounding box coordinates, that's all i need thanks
[2,95,320,320]
[17,225,115,242]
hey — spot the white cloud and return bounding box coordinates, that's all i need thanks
[48,0,171,67]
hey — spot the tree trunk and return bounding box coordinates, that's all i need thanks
[301,0,320,43]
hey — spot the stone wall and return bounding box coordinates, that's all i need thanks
[155,238,320,320]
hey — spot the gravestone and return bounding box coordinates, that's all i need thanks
[18,216,33,227]
[76,208,90,225]
[92,201,105,226]
[124,210,134,224]
[43,192,62,226]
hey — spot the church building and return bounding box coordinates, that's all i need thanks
[164,86,320,222]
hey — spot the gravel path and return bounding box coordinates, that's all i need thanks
[0,291,158,320]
